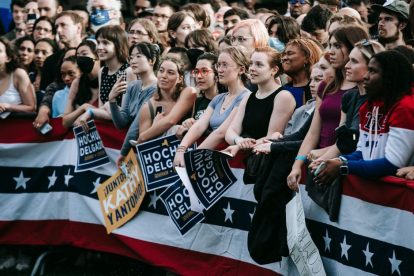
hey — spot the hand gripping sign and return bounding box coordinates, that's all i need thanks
[73,120,110,172]
[159,178,205,236]
[136,135,196,192]
[286,191,326,276]
[183,149,237,211]
[97,150,146,234]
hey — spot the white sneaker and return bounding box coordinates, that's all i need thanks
[0,255,16,270]
[15,254,31,272]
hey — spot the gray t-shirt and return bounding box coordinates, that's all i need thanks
[208,89,250,130]
[110,80,156,156]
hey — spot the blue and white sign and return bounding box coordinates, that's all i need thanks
[184,149,237,210]
[73,121,110,172]
[159,179,205,236]
[136,134,196,191]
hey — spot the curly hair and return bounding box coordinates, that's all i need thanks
[284,38,322,76]
[368,51,413,113]
[0,37,21,73]
[155,56,187,101]
[301,5,334,34]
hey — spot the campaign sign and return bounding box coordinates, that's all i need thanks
[286,192,326,276]
[97,150,146,234]
[73,120,110,172]
[184,149,237,210]
[136,134,196,192]
[159,178,205,236]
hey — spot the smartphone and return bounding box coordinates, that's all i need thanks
[129,140,137,146]
[0,111,10,119]
[214,151,234,159]
[27,14,37,23]
[40,123,53,134]
[314,162,327,176]
[117,70,127,82]
[155,105,164,115]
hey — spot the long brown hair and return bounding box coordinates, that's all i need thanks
[323,25,369,98]
[95,25,129,64]
[155,55,187,101]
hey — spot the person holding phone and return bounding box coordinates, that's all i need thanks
[137,55,197,144]
[23,0,39,36]
[110,42,160,168]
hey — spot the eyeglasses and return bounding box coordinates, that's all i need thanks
[230,36,253,45]
[215,63,235,70]
[127,54,145,63]
[152,13,170,20]
[34,26,52,33]
[128,31,149,38]
[289,0,310,4]
[191,68,216,78]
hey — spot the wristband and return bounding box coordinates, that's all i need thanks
[295,156,308,163]
[89,109,94,118]
[233,136,242,145]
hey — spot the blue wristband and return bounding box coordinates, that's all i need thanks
[89,109,94,118]
[295,156,308,163]
[233,136,242,145]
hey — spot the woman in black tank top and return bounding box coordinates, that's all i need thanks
[223,47,296,156]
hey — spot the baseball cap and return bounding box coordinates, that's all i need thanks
[372,0,409,21]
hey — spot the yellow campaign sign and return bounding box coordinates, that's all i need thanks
[97,150,146,234]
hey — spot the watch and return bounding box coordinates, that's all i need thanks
[340,161,349,175]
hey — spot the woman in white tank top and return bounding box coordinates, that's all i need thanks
[0,38,35,114]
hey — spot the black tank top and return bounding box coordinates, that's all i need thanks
[241,86,285,139]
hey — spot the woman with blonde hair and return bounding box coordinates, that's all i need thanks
[173,46,251,167]
[231,19,269,56]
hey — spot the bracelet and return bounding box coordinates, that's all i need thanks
[89,109,94,118]
[177,146,187,153]
[295,156,308,163]
[233,136,242,145]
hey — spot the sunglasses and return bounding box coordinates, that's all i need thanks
[289,0,310,4]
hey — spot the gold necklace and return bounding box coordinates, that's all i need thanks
[221,94,237,110]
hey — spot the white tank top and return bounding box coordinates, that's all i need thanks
[0,73,22,105]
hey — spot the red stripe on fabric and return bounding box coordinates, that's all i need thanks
[0,220,280,276]
[0,118,127,150]
[342,175,414,213]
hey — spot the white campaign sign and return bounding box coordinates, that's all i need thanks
[175,167,204,213]
[286,191,326,276]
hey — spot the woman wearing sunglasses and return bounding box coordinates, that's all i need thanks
[175,52,222,140]
[173,46,251,167]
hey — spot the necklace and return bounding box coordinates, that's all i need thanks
[221,94,237,110]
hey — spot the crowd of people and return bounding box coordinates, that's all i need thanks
[2,0,414,272]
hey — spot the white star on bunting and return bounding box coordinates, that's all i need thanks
[323,229,331,253]
[90,177,101,194]
[48,170,58,189]
[389,250,402,276]
[340,235,351,260]
[148,191,159,209]
[223,202,235,223]
[362,242,374,268]
[14,171,30,190]
[64,169,74,186]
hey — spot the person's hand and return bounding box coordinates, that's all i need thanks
[116,155,126,169]
[307,148,326,162]
[270,132,283,140]
[396,166,414,178]
[108,76,127,102]
[25,22,34,36]
[174,151,185,167]
[406,170,414,180]
[153,111,165,124]
[182,118,196,130]
[221,145,239,157]
[313,159,342,185]
[33,106,50,132]
[309,158,323,173]
[0,102,10,113]
[176,125,188,140]
[76,111,92,133]
[287,165,302,193]
[235,137,256,151]
[253,139,272,154]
